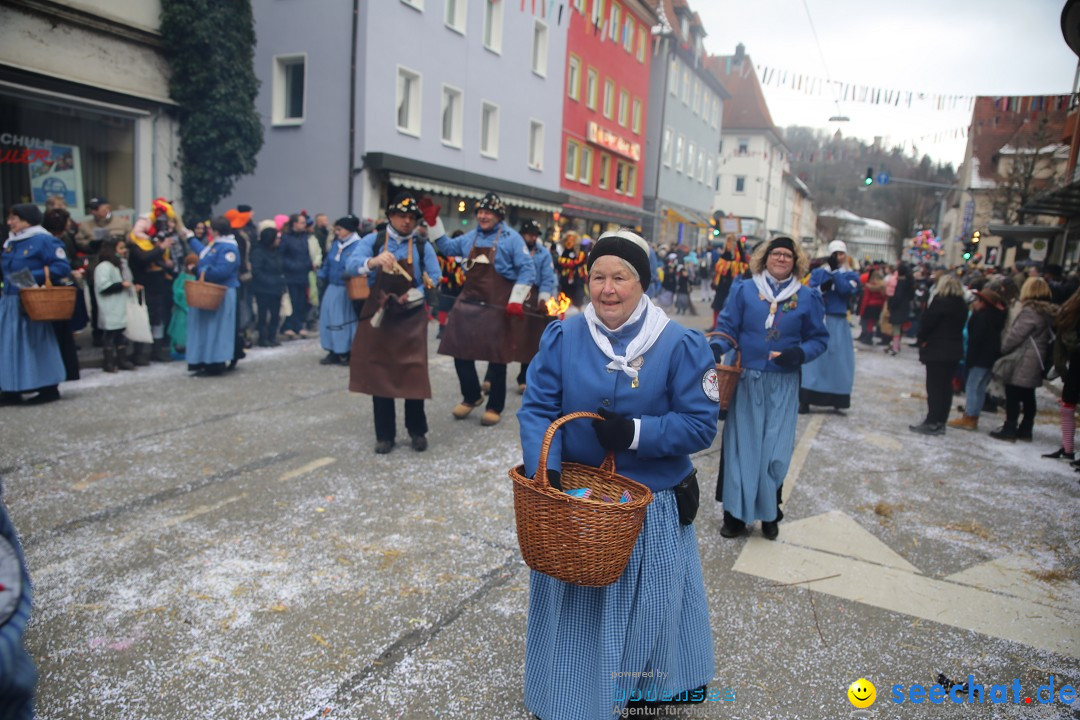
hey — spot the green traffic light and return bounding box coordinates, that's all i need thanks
[963,252,972,260]
[712,229,721,237]
[864,177,873,186]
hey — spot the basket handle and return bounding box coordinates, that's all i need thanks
[199,271,206,283]
[535,411,616,488]
[43,265,52,288]
[705,331,741,369]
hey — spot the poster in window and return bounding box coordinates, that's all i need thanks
[28,143,84,211]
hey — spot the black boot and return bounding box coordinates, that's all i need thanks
[989,425,1017,442]
[152,338,172,363]
[319,352,340,365]
[25,386,60,404]
[0,392,23,406]
[102,347,118,373]
[116,344,136,371]
[720,511,747,538]
[131,342,151,366]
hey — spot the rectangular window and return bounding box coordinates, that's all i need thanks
[622,17,634,52]
[681,69,689,103]
[445,0,466,33]
[441,85,463,148]
[603,79,614,119]
[532,20,548,76]
[573,0,584,10]
[674,135,684,172]
[669,57,678,96]
[687,141,696,177]
[483,0,503,53]
[528,120,544,170]
[565,139,580,180]
[692,79,700,115]
[697,150,705,182]
[401,0,423,9]
[735,176,746,193]
[272,54,306,125]
[580,146,593,185]
[609,3,620,42]
[627,164,636,196]
[662,127,672,166]
[591,0,605,27]
[737,138,749,156]
[598,153,611,189]
[585,68,599,110]
[706,157,713,186]
[617,90,629,127]
[567,55,581,101]
[712,97,720,128]
[636,27,646,62]
[480,101,499,157]
[396,65,421,136]
[615,160,635,195]
[631,98,641,134]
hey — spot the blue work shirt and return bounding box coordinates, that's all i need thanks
[434,221,536,287]
[191,236,241,288]
[808,266,861,316]
[318,234,361,287]
[2,228,71,296]
[528,243,557,296]
[344,230,441,290]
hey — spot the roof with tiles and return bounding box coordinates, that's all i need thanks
[705,53,776,133]
[968,96,1070,185]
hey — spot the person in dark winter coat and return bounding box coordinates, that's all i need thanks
[990,277,1058,442]
[279,214,313,338]
[1044,286,1080,462]
[948,289,1006,431]
[886,263,915,355]
[909,274,968,435]
[251,226,286,347]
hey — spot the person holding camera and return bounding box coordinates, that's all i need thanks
[127,200,177,363]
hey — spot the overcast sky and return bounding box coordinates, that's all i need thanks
[695,0,1076,167]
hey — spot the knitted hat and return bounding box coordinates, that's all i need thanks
[334,214,360,233]
[476,192,506,218]
[766,236,796,255]
[9,203,42,226]
[588,229,651,286]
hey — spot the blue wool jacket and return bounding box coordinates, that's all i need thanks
[318,234,361,287]
[808,266,861,316]
[280,231,313,285]
[191,237,240,288]
[344,230,441,290]
[711,276,829,372]
[529,243,558,296]
[519,313,718,492]
[2,229,71,295]
[434,221,536,287]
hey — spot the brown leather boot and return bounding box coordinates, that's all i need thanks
[947,415,978,431]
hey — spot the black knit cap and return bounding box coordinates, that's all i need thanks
[477,192,506,218]
[334,214,360,233]
[9,203,42,226]
[587,230,652,286]
[765,236,796,255]
[386,191,421,218]
[520,219,542,236]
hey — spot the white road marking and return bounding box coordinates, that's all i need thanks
[782,414,824,504]
[277,457,337,482]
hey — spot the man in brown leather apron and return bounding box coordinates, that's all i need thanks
[347,192,442,454]
[427,192,536,427]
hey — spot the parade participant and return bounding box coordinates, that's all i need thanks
[884,263,915,355]
[434,231,466,340]
[800,240,861,413]
[316,215,362,365]
[168,253,198,359]
[485,219,556,394]
[93,238,138,373]
[76,197,130,347]
[1,203,72,405]
[42,207,82,381]
[857,268,886,345]
[186,216,241,377]
[518,229,719,719]
[251,227,285,347]
[347,192,441,454]
[990,277,1057,442]
[128,200,177,363]
[555,231,587,307]
[948,288,1005,432]
[908,274,968,435]
[710,234,749,327]
[432,192,536,427]
[0,482,36,718]
[710,236,828,539]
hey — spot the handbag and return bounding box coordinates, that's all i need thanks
[991,345,1023,385]
[124,289,153,344]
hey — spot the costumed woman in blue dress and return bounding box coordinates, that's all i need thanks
[710,236,828,540]
[316,215,362,365]
[186,216,240,377]
[1,203,71,405]
[799,239,860,413]
[518,230,719,720]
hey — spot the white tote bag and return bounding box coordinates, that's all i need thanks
[124,289,153,344]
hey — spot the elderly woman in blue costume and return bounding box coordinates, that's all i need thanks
[518,230,719,720]
[186,216,241,377]
[799,239,861,414]
[1,203,72,405]
[316,214,363,366]
[710,236,828,540]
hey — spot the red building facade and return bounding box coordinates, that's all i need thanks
[559,0,657,236]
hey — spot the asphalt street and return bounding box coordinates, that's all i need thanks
[2,309,1079,720]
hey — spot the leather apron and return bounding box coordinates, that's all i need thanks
[437,232,515,364]
[508,282,555,364]
[348,236,431,400]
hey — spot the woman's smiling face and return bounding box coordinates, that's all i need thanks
[589,255,644,330]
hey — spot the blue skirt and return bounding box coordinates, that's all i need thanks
[0,294,65,391]
[800,314,855,399]
[186,287,237,365]
[524,491,714,720]
[319,284,357,354]
[721,369,799,523]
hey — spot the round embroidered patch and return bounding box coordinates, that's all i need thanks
[56,247,67,259]
[701,368,720,403]
[224,252,237,263]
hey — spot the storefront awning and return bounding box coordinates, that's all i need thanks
[389,172,562,214]
[1020,180,1080,217]
[987,224,1065,238]
[561,193,647,225]
[663,207,711,228]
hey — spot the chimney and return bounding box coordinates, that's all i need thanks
[734,43,745,65]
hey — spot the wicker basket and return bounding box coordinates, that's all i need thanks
[509,412,653,587]
[705,331,742,411]
[185,271,227,310]
[20,266,76,322]
[347,274,370,300]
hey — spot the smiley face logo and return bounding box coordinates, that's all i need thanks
[847,678,876,708]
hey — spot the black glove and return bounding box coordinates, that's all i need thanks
[592,408,635,451]
[819,278,835,293]
[711,342,729,363]
[772,346,805,368]
[827,253,840,270]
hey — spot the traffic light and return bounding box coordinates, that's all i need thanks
[971,230,980,246]
[962,247,972,261]
[864,167,874,186]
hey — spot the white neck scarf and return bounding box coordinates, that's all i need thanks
[583,296,669,379]
[3,225,46,247]
[335,233,360,261]
[386,225,416,243]
[752,271,801,329]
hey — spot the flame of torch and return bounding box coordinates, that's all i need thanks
[545,292,572,318]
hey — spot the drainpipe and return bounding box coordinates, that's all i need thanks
[347,0,359,214]
[652,36,671,247]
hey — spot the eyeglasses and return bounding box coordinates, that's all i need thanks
[769,251,794,260]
